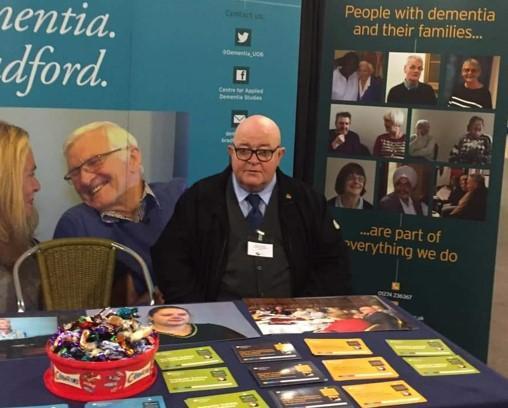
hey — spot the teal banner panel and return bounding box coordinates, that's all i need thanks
[0,0,301,239]
[314,0,507,360]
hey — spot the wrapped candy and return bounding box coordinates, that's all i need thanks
[49,308,156,361]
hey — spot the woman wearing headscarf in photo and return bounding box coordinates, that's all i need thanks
[379,165,428,216]
[0,121,41,313]
[448,58,492,109]
[327,163,373,210]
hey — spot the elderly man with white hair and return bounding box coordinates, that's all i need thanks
[387,55,437,105]
[379,165,428,215]
[54,121,186,304]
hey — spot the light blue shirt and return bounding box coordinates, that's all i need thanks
[232,174,277,217]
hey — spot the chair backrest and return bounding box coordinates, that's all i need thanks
[13,238,155,312]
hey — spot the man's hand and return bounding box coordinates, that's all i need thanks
[331,133,346,150]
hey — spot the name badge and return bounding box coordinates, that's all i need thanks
[247,241,273,258]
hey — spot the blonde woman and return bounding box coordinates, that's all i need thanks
[358,60,382,102]
[0,121,41,312]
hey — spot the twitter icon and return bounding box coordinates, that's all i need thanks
[235,28,252,46]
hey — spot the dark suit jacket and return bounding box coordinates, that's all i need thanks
[152,167,351,303]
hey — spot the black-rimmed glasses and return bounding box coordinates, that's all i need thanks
[231,145,280,162]
[64,147,126,182]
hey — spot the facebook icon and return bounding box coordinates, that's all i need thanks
[233,66,250,84]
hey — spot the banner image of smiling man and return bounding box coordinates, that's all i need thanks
[54,121,185,305]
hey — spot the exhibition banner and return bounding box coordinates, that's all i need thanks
[0,0,301,239]
[313,0,507,359]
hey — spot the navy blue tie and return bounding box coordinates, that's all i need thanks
[246,194,263,230]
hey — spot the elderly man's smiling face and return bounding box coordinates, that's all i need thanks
[65,128,141,213]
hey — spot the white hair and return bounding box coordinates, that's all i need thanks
[415,119,430,129]
[359,60,374,74]
[406,55,423,66]
[384,110,405,127]
[63,121,138,157]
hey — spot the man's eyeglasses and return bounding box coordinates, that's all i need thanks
[231,145,280,162]
[64,147,126,182]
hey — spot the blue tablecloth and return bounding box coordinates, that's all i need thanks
[1,301,508,408]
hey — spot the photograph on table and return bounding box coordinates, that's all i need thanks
[433,166,489,221]
[410,109,494,165]
[328,104,408,159]
[0,316,56,360]
[444,55,500,109]
[377,162,433,217]
[244,295,412,335]
[385,52,440,106]
[88,302,260,346]
[324,157,376,210]
[330,50,385,103]
[0,312,81,360]
[0,316,56,341]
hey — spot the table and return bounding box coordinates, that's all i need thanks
[1,302,508,408]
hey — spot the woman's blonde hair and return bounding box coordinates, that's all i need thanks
[0,121,38,266]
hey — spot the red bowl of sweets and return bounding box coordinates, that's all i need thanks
[44,308,158,401]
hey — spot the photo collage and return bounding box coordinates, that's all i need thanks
[326,50,499,221]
